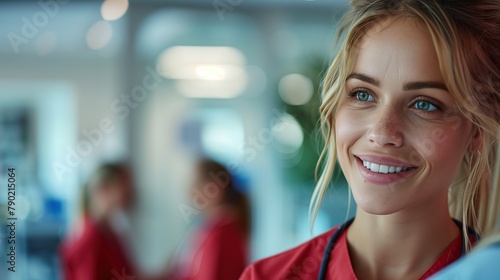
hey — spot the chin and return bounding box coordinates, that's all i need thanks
[357,204,400,216]
[352,191,405,216]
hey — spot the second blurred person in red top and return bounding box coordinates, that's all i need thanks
[166,158,250,280]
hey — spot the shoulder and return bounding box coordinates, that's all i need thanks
[60,218,103,260]
[430,243,500,279]
[240,226,338,280]
[203,213,247,242]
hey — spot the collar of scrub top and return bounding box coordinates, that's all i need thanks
[317,218,481,280]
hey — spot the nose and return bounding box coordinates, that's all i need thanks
[367,106,404,148]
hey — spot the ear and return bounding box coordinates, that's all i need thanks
[468,126,483,152]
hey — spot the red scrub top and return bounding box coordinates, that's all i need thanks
[60,217,135,280]
[167,212,248,280]
[240,225,468,280]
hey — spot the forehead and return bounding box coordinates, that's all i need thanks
[352,17,444,84]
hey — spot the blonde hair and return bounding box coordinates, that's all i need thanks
[476,132,500,249]
[310,0,500,250]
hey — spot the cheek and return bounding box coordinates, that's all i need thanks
[335,108,365,169]
[335,108,364,150]
[412,125,469,179]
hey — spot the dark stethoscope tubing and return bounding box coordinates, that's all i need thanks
[317,218,480,280]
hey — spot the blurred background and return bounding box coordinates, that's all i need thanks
[0,0,356,279]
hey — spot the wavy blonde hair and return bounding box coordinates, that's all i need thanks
[310,0,500,250]
[476,136,500,249]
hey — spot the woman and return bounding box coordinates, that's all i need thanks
[60,163,136,280]
[240,0,500,279]
[166,159,250,280]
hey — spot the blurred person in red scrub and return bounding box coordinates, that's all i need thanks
[60,163,137,280]
[166,158,250,280]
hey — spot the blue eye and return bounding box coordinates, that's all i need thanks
[355,91,374,102]
[414,100,438,111]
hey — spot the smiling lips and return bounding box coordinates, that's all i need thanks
[355,155,418,184]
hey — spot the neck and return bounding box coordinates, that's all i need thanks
[90,205,119,225]
[347,196,459,280]
[204,204,235,220]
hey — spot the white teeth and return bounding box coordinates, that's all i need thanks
[362,160,411,174]
[379,165,389,174]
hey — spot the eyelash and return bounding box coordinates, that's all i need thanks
[347,88,374,101]
[346,88,443,113]
[410,97,442,113]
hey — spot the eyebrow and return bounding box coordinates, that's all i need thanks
[346,73,448,91]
